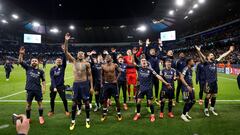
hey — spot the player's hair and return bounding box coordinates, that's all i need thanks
[186,57,193,65]
[31,57,39,61]
[140,54,146,60]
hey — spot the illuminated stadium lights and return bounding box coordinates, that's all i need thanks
[136,25,147,32]
[69,25,75,30]
[50,28,59,33]
[120,25,126,28]
[184,16,188,19]
[169,10,174,16]
[193,4,199,9]
[1,19,8,24]
[188,10,194,14]
[198,0,205,4]
[176,0,185,7]
[12,14,19,19]
[32,21,40,27]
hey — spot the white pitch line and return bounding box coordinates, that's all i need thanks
[1,100,240,103]
[0,76,73,100]
[0,124,9,129]
[218,76,236,81]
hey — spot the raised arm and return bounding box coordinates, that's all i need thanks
[216,46,234,62]
[195,45,206,62]
[136,40,143,57]
[64,33,75,63]
[18,47,25,63]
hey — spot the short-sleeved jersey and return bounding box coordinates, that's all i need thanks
[160,68,176,89]
[204,60,218,83]
[182,66,193,86]
[118,63,127,81]
[92,63,102,83]
[20,62,45,91]
[137,66,158,91]
[50,54,66,88]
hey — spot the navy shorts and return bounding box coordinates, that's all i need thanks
[205,81,218,94]
[26,90,43,102]
[160,88,174,100]
[182,86,195,102]
[102,83,119,100]
[72,81,90,101]
[137,89,153,100]
[94,82,101,92]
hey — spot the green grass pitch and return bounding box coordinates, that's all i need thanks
[0,64,239,135]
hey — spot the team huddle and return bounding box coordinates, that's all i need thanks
[17,33,235,130]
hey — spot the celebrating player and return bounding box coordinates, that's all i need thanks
[89,52,104,112]
[117,55,128,110]
[63,33,94,130]
[4,60,14,81]
[195,45,234,117]
[196,61,206,105]
[133,57,171,122]
[100,54,122,122]
[48,45,70,117]
[180,58,195,122]
[175,52,187,103]
[144,39,162,104]
[159,59,177,119]
[18,46,46,125]
[123,41,142,101]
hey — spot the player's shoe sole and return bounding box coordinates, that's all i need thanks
[116,115,123,121]
[101,115,107,122]
[86,121,90,128]
[159,113,164,119]
[204,109,210,117]
[210,108,218,116]
[69,122,76,130]
[181,114,190,122]
[150,115,155,122]
[133,114,141,121]
[39,117,45,125]
[168,112,174,118]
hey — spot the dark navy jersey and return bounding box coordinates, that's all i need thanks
[196,63,206,83]
[50,54,66,88]
[147,56,160,73]
[118,63,127,82]
[204,60,218,83]
[4,63,14,71]
[92,63,102,83]
[160,68,176,89]
[176,58,186,73]
[137,66,158,91]
[20,62,45,91]
[182,66,193,86]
